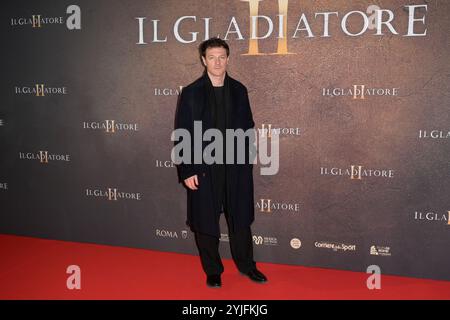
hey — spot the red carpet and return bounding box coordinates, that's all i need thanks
[0,234,449,300]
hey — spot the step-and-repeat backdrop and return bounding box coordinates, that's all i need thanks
[1,0,449,281]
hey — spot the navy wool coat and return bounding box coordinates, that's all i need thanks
[174,72,256,237]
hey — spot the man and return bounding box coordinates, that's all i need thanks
[174,37,267,288]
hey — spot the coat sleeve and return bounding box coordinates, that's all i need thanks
[243,86,256,166]
[174,87,198,183]
[243,86,255,130]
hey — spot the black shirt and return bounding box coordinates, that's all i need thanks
[213,86,226,135]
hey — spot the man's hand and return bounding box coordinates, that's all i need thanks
[184,175,199,190]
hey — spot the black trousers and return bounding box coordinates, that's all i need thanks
[194,206,256,276]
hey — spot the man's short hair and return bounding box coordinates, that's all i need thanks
[199,37,230,59]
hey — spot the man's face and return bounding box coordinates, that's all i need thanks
[201,47,229,77]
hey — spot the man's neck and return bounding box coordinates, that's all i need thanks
[207,71,226,87]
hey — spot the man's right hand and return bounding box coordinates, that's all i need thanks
[184,175,199,190]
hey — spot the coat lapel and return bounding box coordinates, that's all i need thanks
[200,73,213,130]
[224,72,235,129]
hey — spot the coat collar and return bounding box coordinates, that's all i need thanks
[201,71,230,89]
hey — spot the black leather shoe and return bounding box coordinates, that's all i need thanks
[242,269,268,283]
[206,274,222,288]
